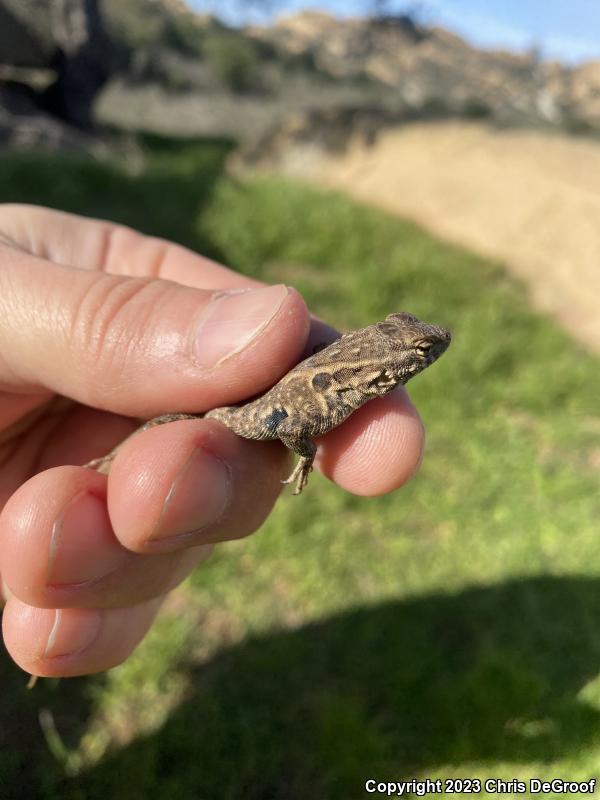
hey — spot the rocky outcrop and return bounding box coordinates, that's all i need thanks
[568,61,600,127]
[246,12,591,129]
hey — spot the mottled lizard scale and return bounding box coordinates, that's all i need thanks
[204,312,451,493]
[86,313,451,494]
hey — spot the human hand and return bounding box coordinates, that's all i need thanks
[0,205,424,677]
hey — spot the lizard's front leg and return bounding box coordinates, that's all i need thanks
[278,433,317,495]
[84,413,200,474]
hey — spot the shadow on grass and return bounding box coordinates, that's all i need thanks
[0,650,100,800]
[45,575,600,799]
[0,135,235,263]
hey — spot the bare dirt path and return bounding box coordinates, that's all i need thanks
[294,122,600,354]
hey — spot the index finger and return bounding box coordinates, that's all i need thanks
[0,203,257,290]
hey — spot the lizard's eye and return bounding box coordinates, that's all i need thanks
[416,341,432,358]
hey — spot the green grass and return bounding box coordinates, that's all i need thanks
[1,138,599,800]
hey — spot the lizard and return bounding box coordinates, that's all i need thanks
[85,312,451,494]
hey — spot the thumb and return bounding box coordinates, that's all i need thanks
[0,245,310,415]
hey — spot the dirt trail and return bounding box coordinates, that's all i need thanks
[300,122,600,354]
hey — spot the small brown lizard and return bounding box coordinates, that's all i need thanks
[86,312,451,494]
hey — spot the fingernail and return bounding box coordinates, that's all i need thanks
[194,284,288,369]
[47,492,129,587]
[44,608,102,659]
[149,446,231,543]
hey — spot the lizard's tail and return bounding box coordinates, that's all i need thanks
[204,406,238,425]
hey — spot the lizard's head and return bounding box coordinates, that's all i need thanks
[376,312,451,383]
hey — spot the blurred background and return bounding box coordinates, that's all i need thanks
[1,1,599,797]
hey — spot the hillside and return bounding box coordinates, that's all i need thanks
[1,1,599,145]
[98,7,600,139]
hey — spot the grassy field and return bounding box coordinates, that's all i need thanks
[0,137,599,800]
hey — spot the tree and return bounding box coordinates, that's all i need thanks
[369,1,428,22]
[40,0,110,129]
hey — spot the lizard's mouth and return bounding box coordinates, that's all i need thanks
[430,328,452,362]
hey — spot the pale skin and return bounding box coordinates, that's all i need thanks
[0,204,425,678]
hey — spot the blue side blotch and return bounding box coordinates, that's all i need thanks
[264,407,288,433]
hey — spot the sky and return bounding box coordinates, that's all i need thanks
[190,0,600,64]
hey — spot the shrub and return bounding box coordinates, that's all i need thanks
[203,31,262,94]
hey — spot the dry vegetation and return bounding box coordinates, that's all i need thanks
[270,120,600,354]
